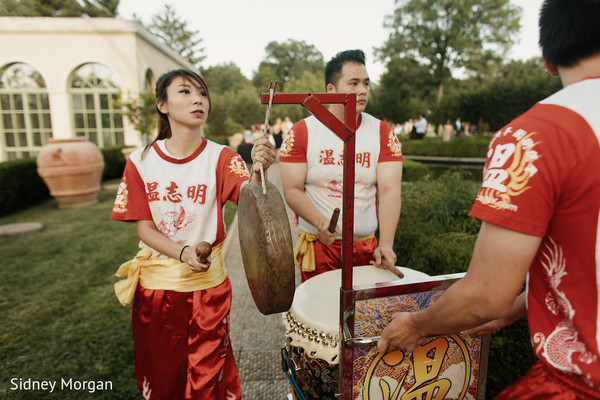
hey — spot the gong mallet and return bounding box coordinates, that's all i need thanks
[195,241,212,264]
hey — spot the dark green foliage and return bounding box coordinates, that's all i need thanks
[396,171,535,397]
[0,146,126,217]
[0,0,118,17]
[400,135,492,158]
[486,318,536,397]
[101,145,128,181]
[0,158,49,216]
[401,159,431,182]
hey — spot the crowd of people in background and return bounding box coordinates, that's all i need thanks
[230,113,479,163]
[389,115,477,141]
[228,116,294,162]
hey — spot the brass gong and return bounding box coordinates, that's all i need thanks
[237,180,295,315]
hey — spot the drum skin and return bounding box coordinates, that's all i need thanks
[237,180,295,315]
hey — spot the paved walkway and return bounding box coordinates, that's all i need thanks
[224,160,300,399]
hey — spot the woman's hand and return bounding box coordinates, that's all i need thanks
[180,246,211,273]
[250,137,276,177]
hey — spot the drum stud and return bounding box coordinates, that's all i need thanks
[315,337,321,343]
[309,334,314,341]
[323,340,329,345]
[312,328,318,336]
[326,333,333,340]
[332,340,338,347]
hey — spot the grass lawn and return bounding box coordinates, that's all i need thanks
[0,181,237,399]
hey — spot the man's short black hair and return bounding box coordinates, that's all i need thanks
[325,49,366,88]
[539,0,600,67]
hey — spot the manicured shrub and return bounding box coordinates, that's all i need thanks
[400,135,492,158]
[101,145,128,181]
[0,158,49,216]
[402,159,431,182]
[0,146,127,217]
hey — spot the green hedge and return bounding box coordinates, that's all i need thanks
[0,146,128,217]
[0,158,50,217]
[402,159,431,182]
[400,135,492,158]
[396,170,535,398]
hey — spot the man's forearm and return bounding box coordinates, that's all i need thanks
[378,188,401,246]
[283,187,326,228]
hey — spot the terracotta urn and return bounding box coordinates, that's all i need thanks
[36,138,105,208]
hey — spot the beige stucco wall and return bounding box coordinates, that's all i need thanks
[0,17,194,161]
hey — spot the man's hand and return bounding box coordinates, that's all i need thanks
[250,137,276,176]
[370,244,403,278]
[377,312,426,354]
[316,217,336,245]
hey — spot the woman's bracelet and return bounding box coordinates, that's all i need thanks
[179,245,190,263]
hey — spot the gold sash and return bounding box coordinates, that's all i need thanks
[294,229,375,272]
[294,230,318,272]
[114,243,226,306]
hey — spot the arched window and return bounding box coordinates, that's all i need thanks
[144,68,155,90]
[0,62,52,160]
[69,63,124,147]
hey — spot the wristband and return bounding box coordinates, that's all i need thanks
[179,245,190,263]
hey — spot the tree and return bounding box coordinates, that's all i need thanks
[201,63,264,140]
[0,0,118,16]
[80,0,118,17]
[202,62,251,95]
[253,39,324,92]
[435,57,561,133]
[118,86,157,145]
[148,5,205,69]
[378,0,520,103]
[370,57,436,123]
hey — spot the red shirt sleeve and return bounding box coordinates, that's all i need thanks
[469,106,577,236]
[378,121,403,162]
[111,159,152,222]
[217,148,250,206]
[278,120,308,163]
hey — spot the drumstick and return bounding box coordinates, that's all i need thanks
[381,263,404,279]
[328,208,340,233]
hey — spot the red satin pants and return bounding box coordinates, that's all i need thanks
[131,278,241,399]
[495,360,600,400]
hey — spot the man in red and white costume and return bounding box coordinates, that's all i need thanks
[279,49,403,282]
[378,1,600,398]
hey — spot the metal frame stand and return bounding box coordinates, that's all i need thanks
[261,91,356,399]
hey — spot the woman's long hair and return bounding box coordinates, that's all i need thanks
[143,69,211,156]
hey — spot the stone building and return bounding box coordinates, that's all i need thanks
[0,17,194,161]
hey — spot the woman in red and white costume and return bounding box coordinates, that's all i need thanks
[111,69,275,400]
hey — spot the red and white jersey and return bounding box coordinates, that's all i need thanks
[111,139,250,255]
[470,77,600,389]
[279,113,403,239]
